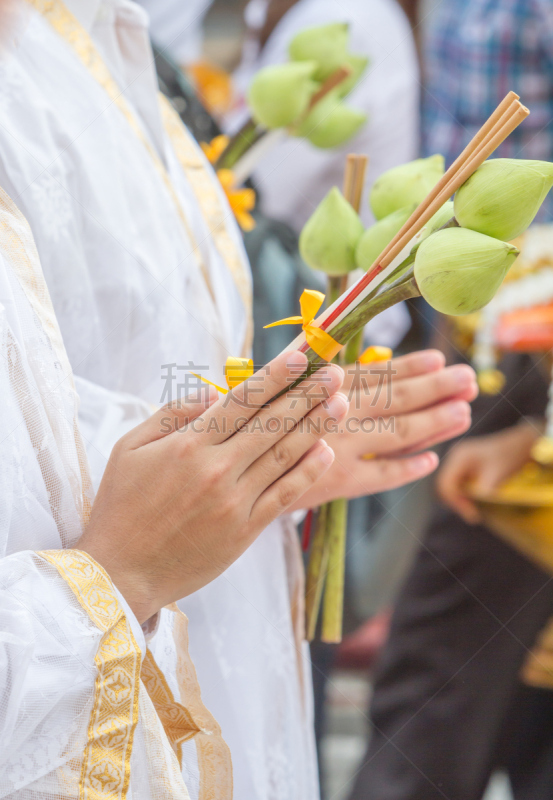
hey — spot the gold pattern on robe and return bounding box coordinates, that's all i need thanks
[38,550,141,800]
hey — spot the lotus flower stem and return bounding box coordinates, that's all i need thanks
[344,329,364,364]
[214,119,262,170]
[305,505,330,641]
[328,275,347,308]
[321,497,348,642]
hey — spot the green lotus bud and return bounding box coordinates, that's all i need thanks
[288,23,349,81]
[355,206,414,271]
[248,61,318,129]
[417,201,456,244]
[337,54,369,97]
[293,90,340,138]
[299,187,364,275]
[414,227,519,316]
[454,158,553,241]
[306,104,367,149]
[370,154,445,220]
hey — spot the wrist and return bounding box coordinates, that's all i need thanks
[75,535,161,625]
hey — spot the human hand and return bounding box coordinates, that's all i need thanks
[436,419,541,524]
[78,351,349,623]
[289,350,478,509]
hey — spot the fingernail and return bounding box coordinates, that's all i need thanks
[318,441,335,466]
[316,363,344,383]
[412,452,438,472]
[447,400,469,423]
[286,351,308,370]
[323,392,349,421]
[452,366,474,388]
[422,350,445,370]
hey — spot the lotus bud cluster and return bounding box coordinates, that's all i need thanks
[370,155,444,220]
[454,158,553,241]
[414,228,519,315]
[299,187,364,275]
[247,22,369,149]
[297,151,553,331]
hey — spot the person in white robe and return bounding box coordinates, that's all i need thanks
[0,2,477,798]
[0,182,351,798]
[0,184,230,800]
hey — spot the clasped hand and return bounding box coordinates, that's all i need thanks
[79,348,476,622]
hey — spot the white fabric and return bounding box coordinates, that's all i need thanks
[0,192,200,799]
[0,3,318,798]
[138,0,212,64]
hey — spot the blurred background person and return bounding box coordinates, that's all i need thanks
[347,2,553,800]
[226,0,419,231]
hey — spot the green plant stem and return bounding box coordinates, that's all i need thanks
[214,118,263,170]
[344,329,364,364]
[321,498,348,643]
[305,506,330,641]
[327,274,347,309]
[314,274,352,642]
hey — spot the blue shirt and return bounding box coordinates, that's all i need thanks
[422,0,553,219]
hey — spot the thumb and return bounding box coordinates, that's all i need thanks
[436,448,481,523]
[124,385,219,449]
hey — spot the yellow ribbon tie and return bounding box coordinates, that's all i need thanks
[191,357,253,394]
[264,289,343,361]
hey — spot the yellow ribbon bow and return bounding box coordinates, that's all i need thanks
[191,357,254,395]
[264,289,343,362]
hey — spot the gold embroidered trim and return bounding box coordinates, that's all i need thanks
[169,605,233,800]
[27,0,214,301]
[141,648,201,765]
[38,550,141,800]
[0,187,92,523]
[159,96,253,356]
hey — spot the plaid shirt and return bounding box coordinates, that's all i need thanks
[422,0,553,219]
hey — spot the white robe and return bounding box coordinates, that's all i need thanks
[0,2,318,798]
[0,186,231,800]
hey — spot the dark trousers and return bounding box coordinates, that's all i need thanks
[348,508,553,800]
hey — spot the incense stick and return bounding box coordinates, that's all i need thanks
[307,65,352,112]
